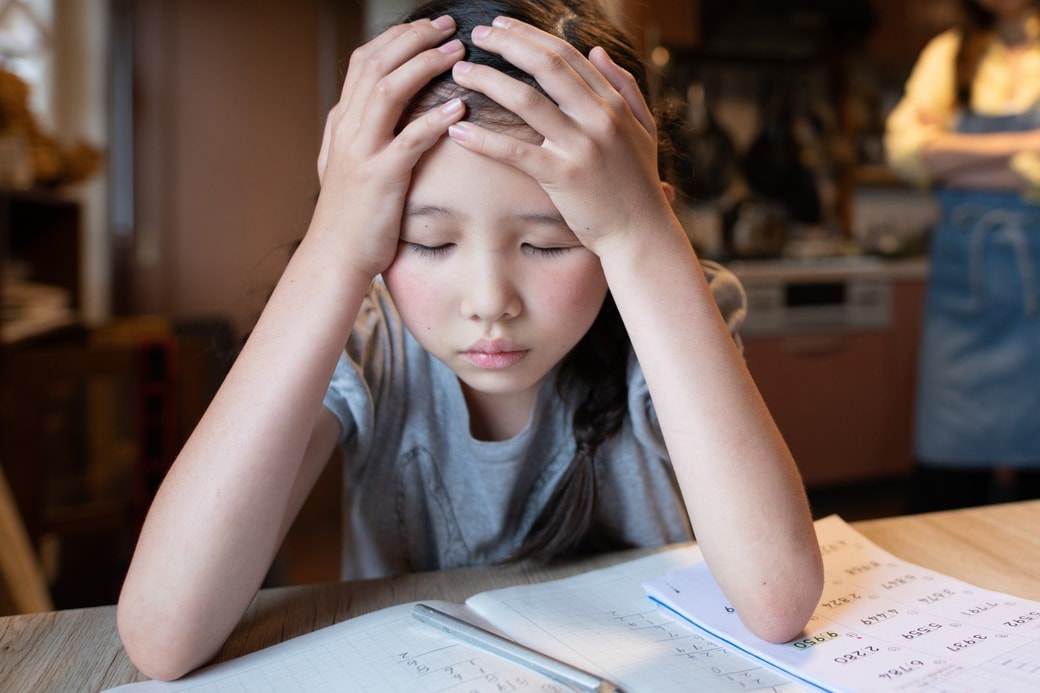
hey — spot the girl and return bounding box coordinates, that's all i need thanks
[886,0,1040,511]
[117,0,823,680]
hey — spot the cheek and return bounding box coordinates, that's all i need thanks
[545,261,608,327]
[382,262,444,332]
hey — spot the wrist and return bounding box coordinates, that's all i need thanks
[595,213,692,266]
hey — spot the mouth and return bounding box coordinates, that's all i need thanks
[462,338,529,370]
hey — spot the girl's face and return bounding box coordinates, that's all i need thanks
[383,136,608,427]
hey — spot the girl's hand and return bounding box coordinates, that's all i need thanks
[313,15,466,279]
[446,16,673,255]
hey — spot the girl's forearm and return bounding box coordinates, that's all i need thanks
[598,215,823,643]
[117,228,369,680]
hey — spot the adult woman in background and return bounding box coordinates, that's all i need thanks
[886,0,1040,511]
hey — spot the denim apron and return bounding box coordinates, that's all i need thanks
[914,110,1040,467]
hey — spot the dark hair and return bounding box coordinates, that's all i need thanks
[954,1,999,107]
[398,0,665,561]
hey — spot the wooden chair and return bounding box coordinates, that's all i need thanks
[0,462,53,614]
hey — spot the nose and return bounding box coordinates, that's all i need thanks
[460,252,522,322]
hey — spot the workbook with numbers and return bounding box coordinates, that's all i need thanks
[646,514,1040,692]
[107,515,1040,692]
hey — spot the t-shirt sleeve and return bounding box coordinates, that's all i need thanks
[322,284,403,453]
[699,258,747,352]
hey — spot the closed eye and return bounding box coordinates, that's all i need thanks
[402,241,453,258]
[522,244,573,258]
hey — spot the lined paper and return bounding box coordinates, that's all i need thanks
[106,602,568,692]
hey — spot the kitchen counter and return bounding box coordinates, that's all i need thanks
[729,254,929,486]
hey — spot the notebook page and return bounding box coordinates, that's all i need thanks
[104,601,567,692]
[467,546,817,692]
[645,515,1040,693]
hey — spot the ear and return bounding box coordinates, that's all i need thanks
[661,181,677,205]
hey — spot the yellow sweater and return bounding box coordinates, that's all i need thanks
[885,13,1040,186]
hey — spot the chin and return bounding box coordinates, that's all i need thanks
[456,368,545,397]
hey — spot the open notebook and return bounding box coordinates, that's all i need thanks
[109,515,1040,692]
[106,543,808,692]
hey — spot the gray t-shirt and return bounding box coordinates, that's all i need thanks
[322,260,746,579]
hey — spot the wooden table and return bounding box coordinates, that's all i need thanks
[3,500,1039,692]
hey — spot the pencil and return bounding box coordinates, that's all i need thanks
[412,602,623,693]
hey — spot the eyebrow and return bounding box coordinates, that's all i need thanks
[404,204,455,219]
[404,205,570,230]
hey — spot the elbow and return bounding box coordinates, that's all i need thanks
[117,595,219,681]
[739,555,825,645]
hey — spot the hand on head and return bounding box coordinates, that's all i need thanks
[313,15,466,280]
[315,0,678,282]
[446,16,672,256]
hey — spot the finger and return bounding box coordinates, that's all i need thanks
[340,16,457,115]
[450,60,568,137]
[322,36,464,181]
[447,120,549,180]
[588,46,655,135]
[472,18,617,104]
[352,37,465,137]
[390,97,467,169]
[336,14,459,130]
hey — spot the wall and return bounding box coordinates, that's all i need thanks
[128,0,362,337]
[52,1,109,326]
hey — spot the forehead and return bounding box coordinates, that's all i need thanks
[407,137,559,221]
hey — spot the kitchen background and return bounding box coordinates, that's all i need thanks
[0,0,975,612]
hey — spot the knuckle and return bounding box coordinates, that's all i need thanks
[406,24,428,45]
[415,49,440,72]
[346,54,363,77]
[569,134,601,167]
[517,87,543,112]
[558,158,585,185]
[603,91,627,115]
[372,78,395,103]
[594,109,625,139]
[536,48,571,75]
[348,43,374,71]
[503,141,526,163]
[363,52,389,77]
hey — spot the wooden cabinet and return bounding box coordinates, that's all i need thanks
[0,189,81,346]
[743,278,924,487]
[0,190,84,546]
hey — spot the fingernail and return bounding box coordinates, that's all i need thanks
[472,25,491,40]
[448,122,470,142]
[439,38,463,54]
[492,17,512,28]
[431,15,454,31]
[441,98,463,115]
[453,61,472,75]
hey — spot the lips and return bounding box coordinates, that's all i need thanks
[462,338,528,369]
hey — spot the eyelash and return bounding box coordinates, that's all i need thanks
[405,242,452,258]
[524,244,571,258]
